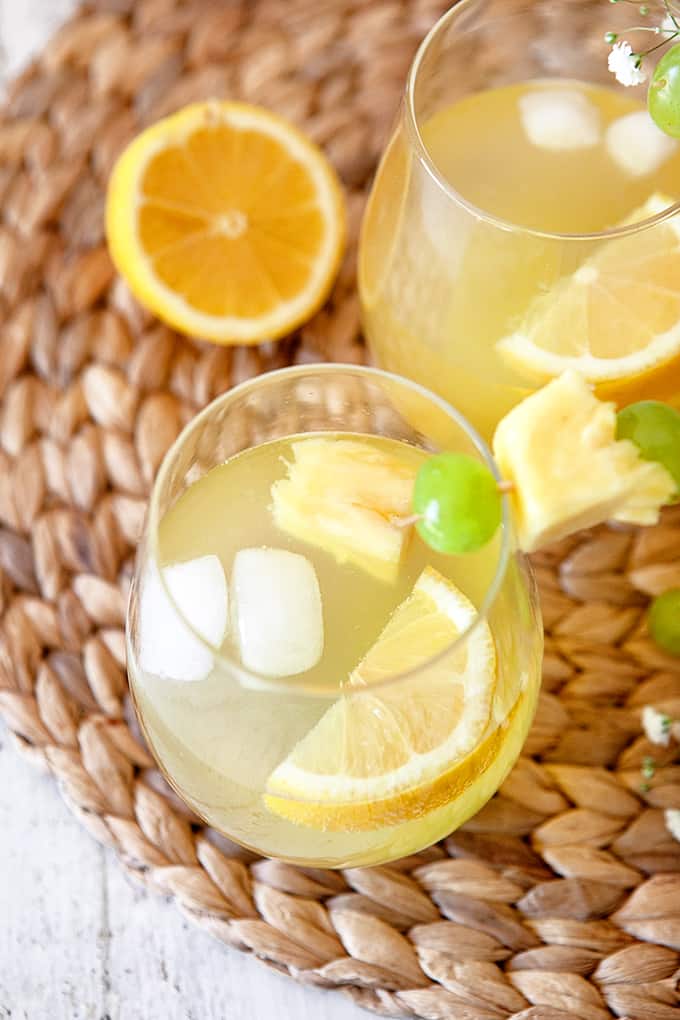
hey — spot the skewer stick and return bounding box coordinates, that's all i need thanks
[393,513,422,528]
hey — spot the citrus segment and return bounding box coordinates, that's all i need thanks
[497,194,680,388]
[106,101,345,343]
[264,567,497,831]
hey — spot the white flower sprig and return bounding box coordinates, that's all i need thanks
[638,706,680,843]
[642,705,676,745]
[606,0,680,86]
[609,40,649,85]
[667,808,680,842]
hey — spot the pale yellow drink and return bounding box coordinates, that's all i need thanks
[360,80,680,439]
[128,432,542,868]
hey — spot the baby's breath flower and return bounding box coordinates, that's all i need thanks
[608,40,648,85]
[642,705,673,746]
[665,808,680,842]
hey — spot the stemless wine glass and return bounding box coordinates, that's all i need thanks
[359,0,680,440]
[127,365,542,868]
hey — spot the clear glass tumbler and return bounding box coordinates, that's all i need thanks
[359,0,680,440]
[127,365,542,868]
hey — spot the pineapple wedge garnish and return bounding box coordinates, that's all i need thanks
[493,371,676,553]
[271,438,418,581]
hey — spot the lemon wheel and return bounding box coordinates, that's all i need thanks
[497,194,680,397]
[106,101,346,343]
[264,567,498,832]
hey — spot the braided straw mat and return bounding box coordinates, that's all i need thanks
[1,0,679,1017]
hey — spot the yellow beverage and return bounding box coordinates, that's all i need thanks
[128,426,542,868]
[360,79,680,439]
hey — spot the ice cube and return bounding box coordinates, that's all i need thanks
[231,547,324,678]
[519,89,601,151]
[138,555,229,683]
[606,111,677,178]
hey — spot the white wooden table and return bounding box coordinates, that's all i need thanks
[0,5,363,1018]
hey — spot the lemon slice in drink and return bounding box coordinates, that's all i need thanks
[497,194,680,391]
[106,101,345,344]
[264,567,497,831]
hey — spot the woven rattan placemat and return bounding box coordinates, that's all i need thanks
[0,1,679,1017]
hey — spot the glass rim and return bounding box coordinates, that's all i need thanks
[143,363,514,699]
[404,0,680,242]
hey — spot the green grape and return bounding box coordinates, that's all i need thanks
[648,588,680,656]
[616,400,680,497]
[413,452,502,555]
[648,44,680,139]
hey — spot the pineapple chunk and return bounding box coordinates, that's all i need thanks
[493,371,675,553]
[271,438,417,581]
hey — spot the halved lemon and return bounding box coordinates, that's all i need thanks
[497,194,680,398]
[106,101,346,343]
[264,567,497,831]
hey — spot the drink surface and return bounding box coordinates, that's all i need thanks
[422,81,680,234]
[128,432,542,867]
[360,79,680,439]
